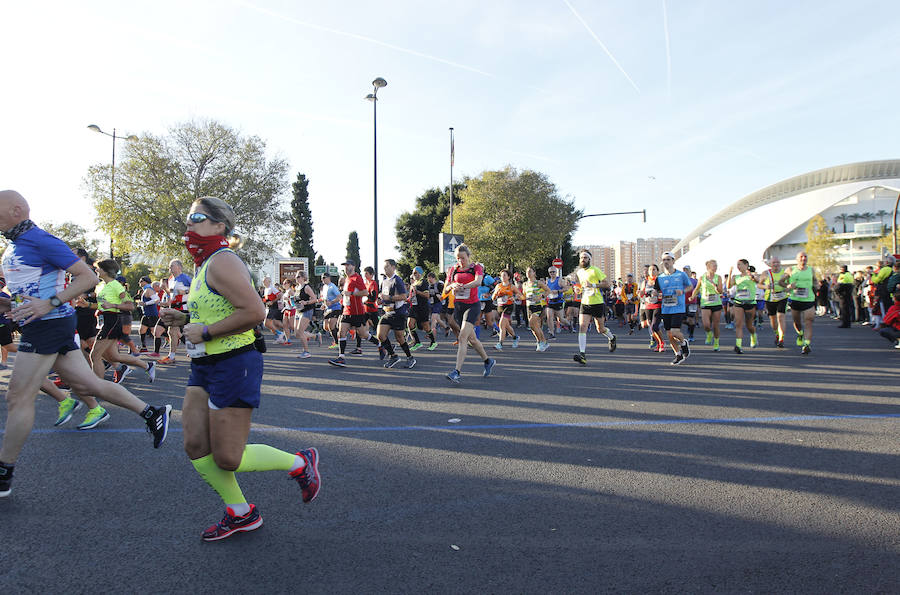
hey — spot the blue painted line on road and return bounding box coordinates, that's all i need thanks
[4,412,899,436]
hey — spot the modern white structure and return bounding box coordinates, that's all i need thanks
[673,160,900,272]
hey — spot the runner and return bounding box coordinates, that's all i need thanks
[0,190,171,498]
[426,272,444,343]
[319,273,341,348]
[621,274,640,335]
[689,259,724,351]
[640,264,665,352]
[783,251,818,355]
[280,279,296,344]
[406,266,436,351]
[727,259,759,354]
[522,267,551,352]
[158,259,192,362]
[544,266,567,338]
[444,244,495,383]
[375,259,416,369]
[759,257,788,348]
[170,196,319,540]
[573,249,617,365]
[90,259,156,383]
[136,276,159,354]
[440,279,461,343]
[682,266,699,342]
[261,276,286,344]
[327,260,380,367]
[491,269,521,350]
[656,253,692,365]
[292,270,319,359]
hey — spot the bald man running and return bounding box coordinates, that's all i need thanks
[0,190,171,498]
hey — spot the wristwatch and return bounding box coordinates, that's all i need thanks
[49,295,63,308]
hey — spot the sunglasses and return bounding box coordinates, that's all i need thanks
[186,212,219,225]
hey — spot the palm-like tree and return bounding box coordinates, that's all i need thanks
[834,213,849,233]
[858,211,875,222]
[875,209,889,226]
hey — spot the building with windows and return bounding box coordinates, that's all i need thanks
[577,244,616,279]
[673,160,900,273]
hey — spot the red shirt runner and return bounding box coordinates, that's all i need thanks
[342,273,367,315]
[447,263,484,304]
[364,277,379,313]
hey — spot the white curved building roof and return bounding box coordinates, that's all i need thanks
[674,160,900,271]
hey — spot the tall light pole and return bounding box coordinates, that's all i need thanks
[365,77,387,272]
[87,124,138,257]
[449,127,455,235]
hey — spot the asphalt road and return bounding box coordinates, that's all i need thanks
[1,317,898,594]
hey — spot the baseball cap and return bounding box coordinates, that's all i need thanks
[341,259,356,267]
[661,252,675,260]
[140,275,152,283]
[413,266,424,274]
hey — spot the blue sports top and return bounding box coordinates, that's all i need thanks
[654,270,692,314]
[323,283,341,311]
[1,225,78,323]
[546,276,563,303]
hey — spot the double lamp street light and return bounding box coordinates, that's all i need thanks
[366,77,387,273]
[87,124,137,258]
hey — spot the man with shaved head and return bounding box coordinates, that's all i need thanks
[0,190,172,498]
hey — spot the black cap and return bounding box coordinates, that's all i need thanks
[140,275,152,283]
[341,260,356,267]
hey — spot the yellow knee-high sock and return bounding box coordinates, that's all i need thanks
[235,444,298,473]
[191,454,246,504]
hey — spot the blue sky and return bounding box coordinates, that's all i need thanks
[4,0,900,268]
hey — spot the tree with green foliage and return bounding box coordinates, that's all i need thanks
[39,221,103,258]
[346,231,361,266]
[805,214,839,273]
[289,173,315,262]
[86,119,290,271]
[395,184,464,276]
[444,167,580,273]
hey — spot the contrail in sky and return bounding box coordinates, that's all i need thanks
[662,0,672,97]
[234,0,495,78]
[562,0,641,93]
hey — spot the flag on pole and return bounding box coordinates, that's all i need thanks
[450,132,454,167]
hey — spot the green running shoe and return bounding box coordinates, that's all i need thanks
[77,407,110,430]
[410,342,422,352]
[427,342,438,351]
[795,333,804,346]
[55,397,82,427]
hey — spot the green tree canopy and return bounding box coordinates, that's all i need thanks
[805,214,839,274]
[444,167,580,273]
[346,231,361,266]
[38,221,103,259]
[289,173,315,262]
[394,183,464,276]
[86,119,290,271]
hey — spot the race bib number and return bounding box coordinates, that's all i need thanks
[454,287,469,299]
[735,289,751,301]
[96,314,105,329]
[794,287,809,298]
[688,303,698,313]
[584,287,596,297]
[342,295,351,307]
[496,296,510,306]
[410,295,418,306]
[548,291,558,299]
[662,295,678,307]
[185,339,207,359]
[771,291,786,301]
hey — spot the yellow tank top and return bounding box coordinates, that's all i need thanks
[188,249,255,356]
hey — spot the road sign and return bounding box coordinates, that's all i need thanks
[552,258,563,269]
[328,265,339,277]
[314,265,326,275]
[438,233,464,275]
[278,258,308,284]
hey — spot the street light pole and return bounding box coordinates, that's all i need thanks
[449,127,454,235]
[88,124,137,258]
[561,209,648,258]
[366,77,387,273]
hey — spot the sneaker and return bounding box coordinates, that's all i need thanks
[405,357,417,369]
[53,377,70,390]
[410,342,422,352]
[115,365,131,384]
[0,465,12,498]
[538,341,550,352]
[350,347,364,355]
[801,344,811,355]
[327,343,339,349]
[427,342,438,351]
[893,341,900,349]
[297,351,311,359]
[535,342,542,352]
[777,340,785,349]
[144,404,172,448]
[150,352,161,358]
[656,344,666,353]
[446,369,461,384]
[328,356,347,367]
[139,347,148,353]
[157,355,175,364]
[734,345,743,354]
[55,397,82,427]
[146,361,156,383]
[681,340,690,359]
[511,337,519,348]
[494,342,503,351]
[384,355,400,368]
[688,337,695,343]
[649,339,657,350]
[796,335,804,347]
[77,406,110,430]
[377,344,386,360]
[483,358,496,377]
[573,352,586,366]
[671,353,685,365]
[289,448,321,503]
[202,504,263,541]
[608,334,617,353]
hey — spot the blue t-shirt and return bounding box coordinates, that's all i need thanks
[478,285,491,302]
[324,284,341,311]
[655,270,692,314]
[381,274,409,315]
[1,226,78,323]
